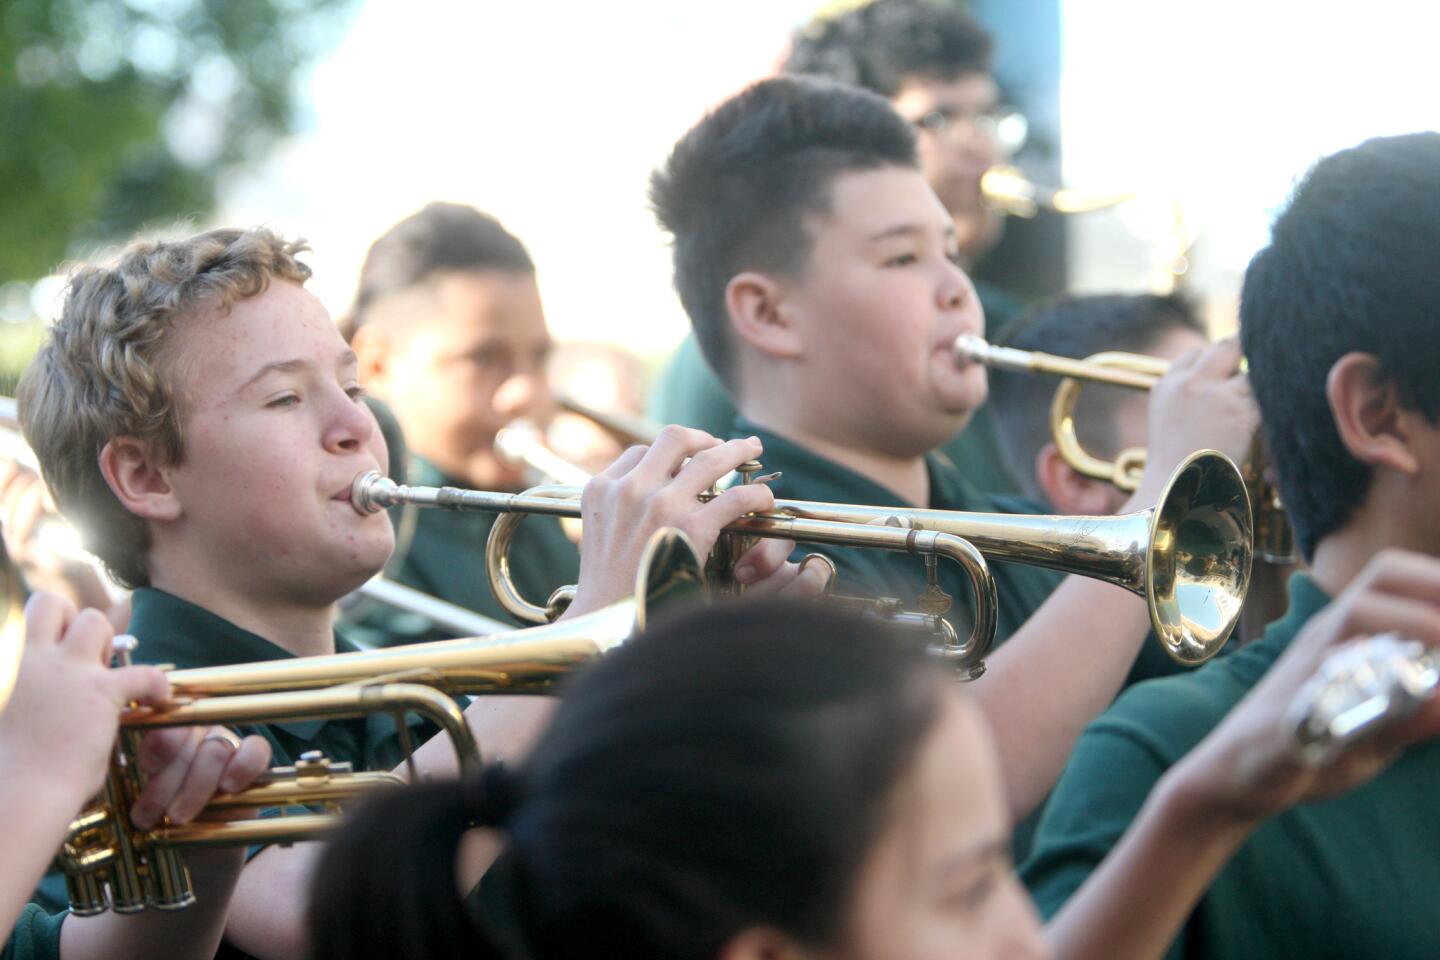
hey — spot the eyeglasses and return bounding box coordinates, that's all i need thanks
[910,107,1029,154]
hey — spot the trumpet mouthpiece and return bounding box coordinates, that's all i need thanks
[954,334,990,363]
[351,471,396,515]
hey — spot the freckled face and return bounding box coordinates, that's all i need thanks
[164,280,393,605]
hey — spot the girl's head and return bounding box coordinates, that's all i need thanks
[310,600,1047,960]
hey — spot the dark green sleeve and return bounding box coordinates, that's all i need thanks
[3,905,65,960]
[1021,683,1226,960]
[646,335,739,438]
[1021,722,1171,919]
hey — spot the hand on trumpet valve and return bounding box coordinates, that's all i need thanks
[0,593,169,806]
[569,427,825,616]
[1135,338,1258,505]
[128,725,273,831]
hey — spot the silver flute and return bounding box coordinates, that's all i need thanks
[1287,633,1440,766]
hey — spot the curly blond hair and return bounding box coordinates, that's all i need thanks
[17,228,312,588]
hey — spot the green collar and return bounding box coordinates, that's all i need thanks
[1245,572,1333,663]
[735,417,1034,513]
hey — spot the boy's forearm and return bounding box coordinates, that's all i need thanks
[1045,766,1258,960]
[221,694,555,959]
[223,842,322,960]
[0,778,84,936]
[971,577,1152,819]
[60,849,246,960]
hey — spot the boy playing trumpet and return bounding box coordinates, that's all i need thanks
[650,76,1258,822]
[16,227,818,958]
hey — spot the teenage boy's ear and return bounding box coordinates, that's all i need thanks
[725,271,804,360]
[1035,441,1123,516]
[99,438,182,521]
[1327,351,1420,475]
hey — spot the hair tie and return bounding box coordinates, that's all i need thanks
[465,762,522,828]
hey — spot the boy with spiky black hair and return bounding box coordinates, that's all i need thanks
[650,74,1258,825]
[1023,132,1440,958]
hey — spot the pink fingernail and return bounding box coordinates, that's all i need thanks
[734,563,757,583]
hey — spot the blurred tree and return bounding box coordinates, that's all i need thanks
[0,0,357,282]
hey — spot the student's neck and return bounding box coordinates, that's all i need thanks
[1309,473,1439,598]
[742,407,932,507]
[149,566,338,658]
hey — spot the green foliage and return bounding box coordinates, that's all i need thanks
[0,0,357,283]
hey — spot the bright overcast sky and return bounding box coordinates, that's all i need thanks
[219,0,819,351]
[216,0,1440,352]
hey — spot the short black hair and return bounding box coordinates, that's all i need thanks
[1241,132,1440,561]
[783,0,994,98]
[650,75,917,391]
[987,293,1204,503]
[341,201,534,340]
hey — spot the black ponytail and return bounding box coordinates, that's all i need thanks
[307,769,513,960]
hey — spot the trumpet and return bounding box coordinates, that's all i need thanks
[956,335,1297,564]
[62,676,477,915]
[981,165,1133,219]
[352,447,1255,670]
[494,419,594,487]
[496,393,663,487]
[53,527,706,914]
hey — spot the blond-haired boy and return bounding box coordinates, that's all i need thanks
[18,227,814,958]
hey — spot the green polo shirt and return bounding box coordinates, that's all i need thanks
[648,283,1026,496]
[1022,573,1440,959]
[2,906,64,960]
[743,420,1054,646]
[342,455,581,647]
[26,587,439,960]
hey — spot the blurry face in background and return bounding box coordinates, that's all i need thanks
[891,72,1006,265]
[1041,325,1211,517]
[356,269,553,490]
